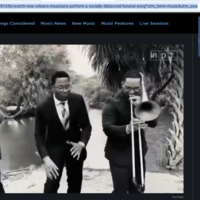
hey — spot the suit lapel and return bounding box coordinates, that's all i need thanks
[115,90,131,123]
[67,93,74,123]
[47,95,64,127]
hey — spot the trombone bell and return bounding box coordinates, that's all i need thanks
[135,100,161,122]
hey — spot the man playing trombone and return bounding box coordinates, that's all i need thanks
[102,70,159,193]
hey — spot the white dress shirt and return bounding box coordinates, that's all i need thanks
[53,93,69,124]
[53,93,85,148]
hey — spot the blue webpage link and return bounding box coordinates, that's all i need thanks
[0,4,198,9]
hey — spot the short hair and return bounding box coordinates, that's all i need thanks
[51,71,70,85]
[122,70,142,82]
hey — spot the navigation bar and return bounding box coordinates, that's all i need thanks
[0,13,198,33]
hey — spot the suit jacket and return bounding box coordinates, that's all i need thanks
[35,92,92,160]
[102,89,157,167]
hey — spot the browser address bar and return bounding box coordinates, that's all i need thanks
[0,1,199,12]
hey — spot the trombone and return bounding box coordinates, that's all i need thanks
[129,73,160,192]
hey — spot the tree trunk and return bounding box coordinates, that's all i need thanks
[151,72,174,101]
[163,45,184,170]
[4,103,28,119]
[13,97,23,113]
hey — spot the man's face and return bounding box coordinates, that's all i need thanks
[122,77,141,97]
[53,77,71,101]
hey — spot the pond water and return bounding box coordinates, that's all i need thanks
[0,109,173,173]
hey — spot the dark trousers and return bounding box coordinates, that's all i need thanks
[109,159,146,193]
[0,181,5,193]
[44,145,85,193]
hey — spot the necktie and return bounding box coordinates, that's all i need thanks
[60,102,70,130]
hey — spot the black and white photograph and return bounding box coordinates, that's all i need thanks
[0,44,183,193]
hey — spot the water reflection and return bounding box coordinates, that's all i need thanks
[0,109,173,172]
[0,118,41,171]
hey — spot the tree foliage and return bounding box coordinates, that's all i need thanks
[84,45,175,101]
[0,45,70,117]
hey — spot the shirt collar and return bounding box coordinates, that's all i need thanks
[53,93,68,106]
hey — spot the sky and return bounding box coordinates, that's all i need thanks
[66,45,96,77]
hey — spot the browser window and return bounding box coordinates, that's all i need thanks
[0,1,199,200]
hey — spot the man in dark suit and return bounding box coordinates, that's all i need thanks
[0,111,5,193]
[35,71,92,193]
[102,70,157,193]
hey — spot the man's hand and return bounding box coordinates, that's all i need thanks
[43,156,59,180]
[130,95,142,106]
[66,141,84,160]
[126,118,147,134]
